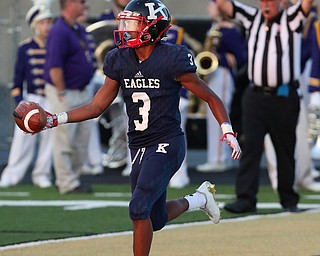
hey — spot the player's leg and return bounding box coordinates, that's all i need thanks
[132,219,153,256]
[129,136,185,255]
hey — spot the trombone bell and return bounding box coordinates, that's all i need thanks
[195,51,219,76]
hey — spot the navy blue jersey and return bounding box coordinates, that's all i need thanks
[103,43,196,148]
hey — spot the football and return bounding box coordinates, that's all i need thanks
[13,101,47,133]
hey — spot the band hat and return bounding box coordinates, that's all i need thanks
[26,4,52,27]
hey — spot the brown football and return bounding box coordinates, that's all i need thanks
[13,101,47,133]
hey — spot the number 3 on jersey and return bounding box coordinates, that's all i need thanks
[132,92,150,131]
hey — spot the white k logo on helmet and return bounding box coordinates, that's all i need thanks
[145,2,170,21]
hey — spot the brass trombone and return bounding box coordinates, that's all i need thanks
[195,26,221,76]
[86,20,118,71]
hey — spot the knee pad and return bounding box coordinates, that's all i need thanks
[129,190,150,220]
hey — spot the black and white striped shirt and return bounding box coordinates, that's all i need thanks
[233,0,307,87]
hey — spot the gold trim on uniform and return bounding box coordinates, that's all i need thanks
[29,58,45,65]
[11,88,21,97]
[18,37,33,47]
[309,77,320,87]
[176,27,184,45]
[33,78,45,86]
[31,68,44,75]
[34,88,45,96]
[315,21,320,48]
[27,48,46,55]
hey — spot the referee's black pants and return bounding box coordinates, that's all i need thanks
[236,86,300,208]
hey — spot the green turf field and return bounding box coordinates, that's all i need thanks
[0,184,319,247]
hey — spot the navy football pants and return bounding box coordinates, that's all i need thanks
[129,135,185,231]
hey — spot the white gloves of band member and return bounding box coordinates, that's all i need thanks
[220,122,241,160]
[309,92,320,108]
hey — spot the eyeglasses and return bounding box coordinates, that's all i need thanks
[73,0,86,4]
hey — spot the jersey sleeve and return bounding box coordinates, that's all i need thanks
[103,48,121,81]
[171,45,197,79]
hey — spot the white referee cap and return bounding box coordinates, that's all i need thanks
[26,4,52,27]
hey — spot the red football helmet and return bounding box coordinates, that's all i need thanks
[114,0,171,48]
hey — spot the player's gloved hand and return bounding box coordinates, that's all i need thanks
[45,111,58,130]
[220,122,241,160]
[44,111,68,130]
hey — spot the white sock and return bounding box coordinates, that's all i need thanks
[184,192,206,211]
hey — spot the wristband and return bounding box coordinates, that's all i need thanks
[57,112,68,125]
[221,122,234,134]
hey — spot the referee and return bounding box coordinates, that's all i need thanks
[216,0,314,213]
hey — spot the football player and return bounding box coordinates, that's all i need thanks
[39,0,241,254]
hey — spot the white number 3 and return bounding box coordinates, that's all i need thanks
[132,92,150,131]
[188,53,194,66]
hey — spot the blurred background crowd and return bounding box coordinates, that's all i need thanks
[0,0,319,195]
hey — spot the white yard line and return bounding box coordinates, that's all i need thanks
[0,208,319,252]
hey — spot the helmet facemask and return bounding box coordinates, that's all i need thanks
[114,10,170,48]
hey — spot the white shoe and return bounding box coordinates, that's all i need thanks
[311,169,320,179]
[81,164,104,175]
[34,179,52,189]
[169,177,190,189]
[102,154,127,169]
[0,177,17,188]
[121,165,131,177]
[196,181,221,224]
[301,181,320,192]
[196,162,231,173]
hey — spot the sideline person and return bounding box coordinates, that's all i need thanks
[216,0,314,213]
[0,4,53,188]
[44,0,97,194]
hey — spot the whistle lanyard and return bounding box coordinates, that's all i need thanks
[62,16,88,51]
[62,16,93,64]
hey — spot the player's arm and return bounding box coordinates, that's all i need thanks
[177,72,230,125]
[46,76,120,126]
[176,72,241,160]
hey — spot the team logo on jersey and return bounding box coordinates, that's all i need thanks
[134,71,144,78]
[156,143,169,154]
[145,2,170,21]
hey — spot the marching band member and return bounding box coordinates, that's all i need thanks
[0,3,53,188]
[196,0,247,172]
